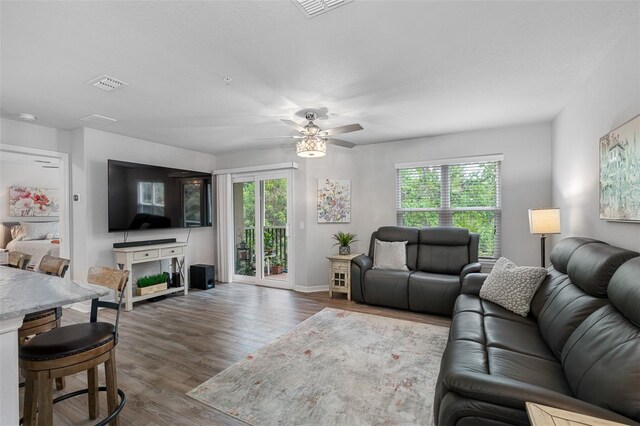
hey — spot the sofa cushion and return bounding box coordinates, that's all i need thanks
[536,280,609,359]
[372,239,408,270]
[483,316,556,361]
[566,243,638,297]
[530,267,570,319]
[362,269,409,309]
[479,257,546,317]
[487,347,572,395]
[549,237,602,274]
[416,227,471,275]
[369,227,419,270]
[562,305,640,422]
[454,295,536,326]
[608,257,640,326]
[408,272,459,315]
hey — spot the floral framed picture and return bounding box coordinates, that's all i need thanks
[599,114,640,222]
[9,186,60,217]
[317,179,351,223]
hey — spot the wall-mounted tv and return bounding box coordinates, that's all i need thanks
[108,159,212,232]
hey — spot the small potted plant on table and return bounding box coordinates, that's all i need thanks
[332,231,358,255]
[136,272,169,296]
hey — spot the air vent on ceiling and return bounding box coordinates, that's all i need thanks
[86,75,128,92]
[292,0,353,19]
[80,114,117,126]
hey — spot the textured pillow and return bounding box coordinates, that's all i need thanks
[20,221,59,241]
[373,239,409,270]
[479,257,547,317]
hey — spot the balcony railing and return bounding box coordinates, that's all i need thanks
[242,226,287,265]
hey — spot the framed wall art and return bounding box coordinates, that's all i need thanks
[9,186,60,217]
[317,179,351,223]
[599,114,640,221]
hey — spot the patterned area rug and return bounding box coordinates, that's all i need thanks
[188,308,449,425]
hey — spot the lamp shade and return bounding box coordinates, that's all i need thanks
[528,208,561,235]
[296,136,326,158]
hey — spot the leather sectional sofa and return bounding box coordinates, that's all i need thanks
[351,226,481,316]
[434,237,640,425]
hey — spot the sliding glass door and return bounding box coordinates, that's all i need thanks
[232,171,292,289]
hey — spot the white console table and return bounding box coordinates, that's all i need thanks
[113,242,189,311]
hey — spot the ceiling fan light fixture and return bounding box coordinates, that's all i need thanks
[296,136,326,158]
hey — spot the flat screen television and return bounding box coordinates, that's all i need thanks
[108,159,212,232]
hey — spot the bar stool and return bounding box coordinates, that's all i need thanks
[7,251,32,270]
[18,255,71,391]
[20,266,129,426]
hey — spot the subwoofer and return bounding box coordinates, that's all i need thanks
[190,264,215,290]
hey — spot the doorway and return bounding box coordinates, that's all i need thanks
[231,171,292,289]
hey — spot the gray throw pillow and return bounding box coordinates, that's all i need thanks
[373,239,409,270]
[479,257,547,317]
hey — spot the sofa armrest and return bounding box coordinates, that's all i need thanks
[443,371,638,425]
[350,255,373,303]
[460,273,489,295]
[460,262,482,282]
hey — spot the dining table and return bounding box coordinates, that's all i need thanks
[0,266,109,425]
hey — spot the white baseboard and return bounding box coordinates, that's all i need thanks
[295,285,329,293]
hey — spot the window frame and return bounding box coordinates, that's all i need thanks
[395,154,503,260]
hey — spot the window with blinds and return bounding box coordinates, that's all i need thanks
[396,156,502,259]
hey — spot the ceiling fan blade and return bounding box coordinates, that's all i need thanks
[321,123,363,136]
[327,138,356,149]
[280,119,306,132]
[258,135,301,139]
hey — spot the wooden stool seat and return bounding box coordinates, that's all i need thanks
[20,322,116,362]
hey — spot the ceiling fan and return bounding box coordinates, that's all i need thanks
[279,111,363,158]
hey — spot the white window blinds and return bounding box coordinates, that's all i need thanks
[395,156,502,259]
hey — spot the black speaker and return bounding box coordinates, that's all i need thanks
[190,264,215,290]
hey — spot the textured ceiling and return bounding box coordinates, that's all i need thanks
[1,1,638,155]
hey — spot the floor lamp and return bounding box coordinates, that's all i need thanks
[528,208,561,268]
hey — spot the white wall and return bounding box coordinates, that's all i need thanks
[552,25,640,251]
[0,118,71,154]
[1,119,217,282]
[216,121,552,289]
[71,128,216,281]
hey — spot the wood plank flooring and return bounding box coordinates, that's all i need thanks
[24,282,451,425]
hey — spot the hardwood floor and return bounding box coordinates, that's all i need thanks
[25,282,451,425]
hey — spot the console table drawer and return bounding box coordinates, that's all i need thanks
[161,246,183,257]
[133,249,159,261]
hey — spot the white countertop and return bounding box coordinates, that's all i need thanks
[0,267,109,320]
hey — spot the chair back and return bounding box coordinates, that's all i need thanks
[38,255,70,277]
[8,251,32,270]
[87,266,129,292]
[86,266,130,336]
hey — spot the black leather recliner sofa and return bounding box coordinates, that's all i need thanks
[351,226,481,316]
[434,237,640,425]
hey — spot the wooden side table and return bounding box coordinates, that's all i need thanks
[526,402,627,426]
[327,253,361,301]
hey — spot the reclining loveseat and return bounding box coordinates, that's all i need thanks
[351,226,481,316]
[434,237,640,425]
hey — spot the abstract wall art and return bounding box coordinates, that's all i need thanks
[599,114,640,221]
[9,186,60,217]
[317,179,351,223]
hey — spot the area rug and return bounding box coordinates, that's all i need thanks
[187,308,449,425]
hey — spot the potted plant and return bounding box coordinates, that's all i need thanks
[332,231,358,255]
[271,256,285,275]
[136,272,169,296]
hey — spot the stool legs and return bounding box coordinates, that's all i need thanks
[105,349,119,426]
[88,366,99,419]
[23,377,38,426]
[36,371,52,426]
